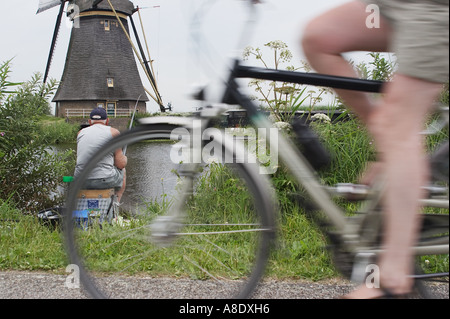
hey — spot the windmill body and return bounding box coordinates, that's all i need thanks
[48,0,151,117]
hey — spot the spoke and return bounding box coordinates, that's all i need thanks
[182,236,241,276]
[118,249,157,273]
[186,223,260,226]
[183,255,221,282]
[200,235,232,256]
[176,228,270,236]
[180,242,239,276]
[77,224,150,259]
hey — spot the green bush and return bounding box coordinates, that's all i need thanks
[38,117,79,145]
[0,61,75,212]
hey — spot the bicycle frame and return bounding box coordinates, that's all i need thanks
[183,0,448,259]
[218,59,449,257]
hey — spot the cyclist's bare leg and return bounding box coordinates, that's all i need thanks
[302,1,443,298]
[344,76,442,299]
[302,1,391,187]
[301,0,391,123]
[355,75,442,298]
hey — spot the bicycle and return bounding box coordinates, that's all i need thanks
[63,1,449,299]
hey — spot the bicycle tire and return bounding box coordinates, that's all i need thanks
[63,121,277,299]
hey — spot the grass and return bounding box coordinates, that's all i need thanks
[0,117,448,282]
[38,116,79,145]
[269,206,337,280]
[0,200,68,272]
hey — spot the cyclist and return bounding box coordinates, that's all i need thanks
[74,107,127,202]
[301,0,448,298]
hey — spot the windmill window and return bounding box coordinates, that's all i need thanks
[107,78,114,88]
[107,102,116,116]
[104,20,110,31]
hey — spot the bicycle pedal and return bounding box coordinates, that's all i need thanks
[422,185,448,197]
[333,183,370,201]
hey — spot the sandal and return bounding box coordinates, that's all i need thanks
[341,286,416,299]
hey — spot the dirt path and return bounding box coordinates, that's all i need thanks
[0,271,447,299]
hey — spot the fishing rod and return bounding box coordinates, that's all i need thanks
[122,94,141,156]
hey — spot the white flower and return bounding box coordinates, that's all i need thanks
[311,113,331,123]
[272,121,292,132]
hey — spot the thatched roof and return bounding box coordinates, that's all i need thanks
[53,0,148,102]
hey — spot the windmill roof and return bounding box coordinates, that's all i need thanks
[53,13,149,102]
[74,0,135,16]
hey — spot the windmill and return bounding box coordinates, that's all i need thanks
[37,0,168,117]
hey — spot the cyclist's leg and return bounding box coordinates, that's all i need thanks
[344,75,443,298]
[301,0,391,123]
[302,0,448,298]
[369,75,442,296]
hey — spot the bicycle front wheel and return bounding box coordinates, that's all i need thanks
[64,121,277,299]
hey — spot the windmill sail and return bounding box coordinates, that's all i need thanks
[37,0,63,14]
[43,2,66,85]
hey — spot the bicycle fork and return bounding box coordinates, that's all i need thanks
[148,113,215,247]
[148,171,194,247]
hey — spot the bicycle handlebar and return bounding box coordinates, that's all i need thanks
[233,62,384,93]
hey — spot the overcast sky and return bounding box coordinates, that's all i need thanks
[0,0,359,113]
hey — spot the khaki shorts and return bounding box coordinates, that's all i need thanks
[360,0,449,83]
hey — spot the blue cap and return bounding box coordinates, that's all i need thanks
[90,107,108,120]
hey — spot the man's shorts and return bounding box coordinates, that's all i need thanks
[360,0,449,83]
[84,168,124,190]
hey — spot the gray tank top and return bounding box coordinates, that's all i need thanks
[75,124,114,179]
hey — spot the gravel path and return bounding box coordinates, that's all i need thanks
[0,271,448,299]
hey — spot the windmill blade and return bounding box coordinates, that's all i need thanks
[37,0,64,14]
[129,15,165,112]
[43,1,66,85]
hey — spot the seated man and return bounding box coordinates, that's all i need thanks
[74,107,127,202]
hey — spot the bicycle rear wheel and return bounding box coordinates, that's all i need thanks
[64,121,277,299]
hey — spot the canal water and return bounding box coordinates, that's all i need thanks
[121,142,180,212]
[59,142,180,213]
